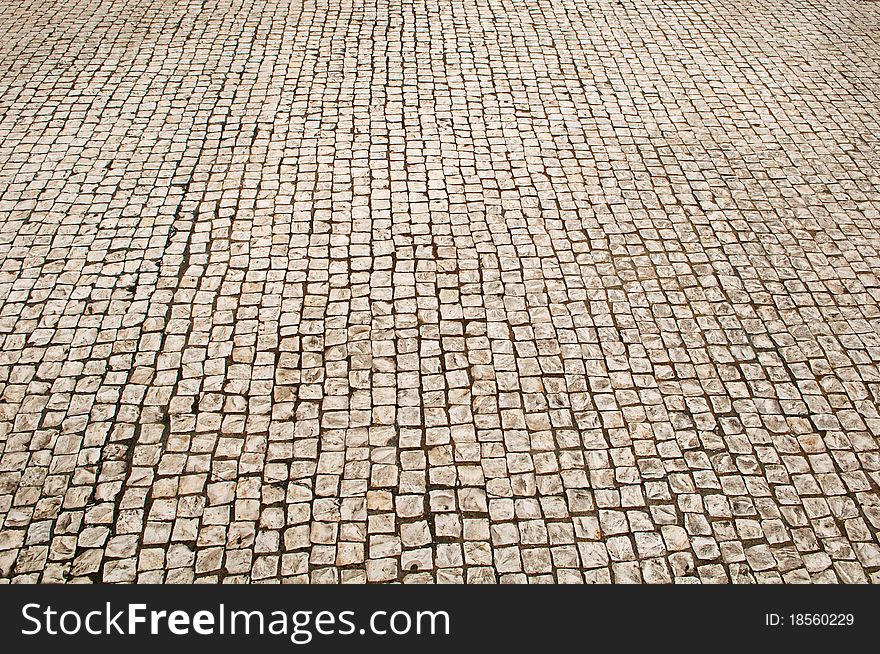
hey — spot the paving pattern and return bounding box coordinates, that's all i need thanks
[1,0,880,584]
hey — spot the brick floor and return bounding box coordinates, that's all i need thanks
[1,0,879,583]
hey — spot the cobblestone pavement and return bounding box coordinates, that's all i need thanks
[1,0,880,584]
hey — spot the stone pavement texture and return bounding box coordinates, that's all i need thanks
[0,0,879,584]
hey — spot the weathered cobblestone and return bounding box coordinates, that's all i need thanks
[1,0,879,583]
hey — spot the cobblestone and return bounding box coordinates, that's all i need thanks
[1,0,880,583]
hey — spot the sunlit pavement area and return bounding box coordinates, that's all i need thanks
[1,0,879,583]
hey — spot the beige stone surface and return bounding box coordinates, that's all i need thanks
[0,0,879,583]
